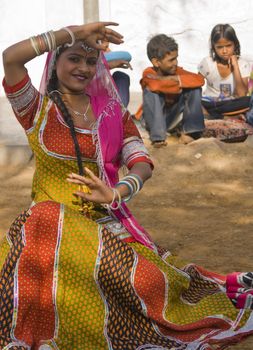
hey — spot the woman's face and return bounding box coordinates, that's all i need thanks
[55,42,99,94]
[214,38,235,62]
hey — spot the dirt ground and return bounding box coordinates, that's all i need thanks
[1,134,253,349]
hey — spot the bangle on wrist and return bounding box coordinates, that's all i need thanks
[61,27,75,47]
[30,36,41,56]
[103,188,122,211]
[116,180,134,202]
[30,30,57,56]
[112,188,121,209]
[116,174,143,203]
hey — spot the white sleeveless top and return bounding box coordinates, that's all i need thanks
[198,56,251,99]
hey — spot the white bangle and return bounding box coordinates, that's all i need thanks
[61,27,75,47]
[48,30,57,50]
[113,188,122,209]
[30,36,41,56]
[103,188,122,211]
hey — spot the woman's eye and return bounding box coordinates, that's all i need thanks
[69,56,79,63]
[87,59,97,66]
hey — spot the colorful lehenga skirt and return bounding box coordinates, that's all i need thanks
[0,200,253,350]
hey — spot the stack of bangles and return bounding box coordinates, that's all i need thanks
[29,27,75,56]
[105,174,143,210]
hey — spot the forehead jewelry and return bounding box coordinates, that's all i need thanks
[81,43,95,53]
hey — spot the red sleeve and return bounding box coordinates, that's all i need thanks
[122,111,153,169]
[123,110,142,139]
[177,67,205,88]
[140,66,204,94]
[2,73,40,131]
[3,74,30,93]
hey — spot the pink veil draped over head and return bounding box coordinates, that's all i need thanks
[39,46,156,250]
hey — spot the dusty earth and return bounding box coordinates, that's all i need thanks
[1,134,253,349]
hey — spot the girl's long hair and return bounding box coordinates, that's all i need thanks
[46,47,86,176]
[210,24,241,61]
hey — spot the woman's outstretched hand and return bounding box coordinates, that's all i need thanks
[228,55,239,72]
[67,168,114,205]
[76,22,124,50]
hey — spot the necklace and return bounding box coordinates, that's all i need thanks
[65,101,90,121]
[58,89,85,96]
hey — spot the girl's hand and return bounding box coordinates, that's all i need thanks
[76,22,124,50]
[67,168,114,204]
[229,55,239,71]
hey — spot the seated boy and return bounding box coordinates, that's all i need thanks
[140,34,205,146]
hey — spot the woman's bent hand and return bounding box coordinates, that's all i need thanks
[75,22,124,50]
[67,168,114,205]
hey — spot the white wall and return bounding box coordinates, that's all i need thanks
[1,0,253,95]
[99,0,253,91]
[0,0,83,96]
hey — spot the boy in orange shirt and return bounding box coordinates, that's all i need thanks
[140,34,205,146]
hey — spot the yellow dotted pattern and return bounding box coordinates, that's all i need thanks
[54,207,107,349]
[0,239,10,268]
[25,98,108,348]
[27,98,99,211]
[1,97,251,348]
[130,243,250,329]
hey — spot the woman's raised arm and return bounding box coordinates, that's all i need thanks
[2,22,123,86]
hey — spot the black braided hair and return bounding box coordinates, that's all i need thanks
[46,54,85,176]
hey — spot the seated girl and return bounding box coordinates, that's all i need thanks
[198,24,253,141]
[198,23,251,118]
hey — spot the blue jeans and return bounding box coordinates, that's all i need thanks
[246,94,253,125]
[112,71,130,108]
[142,88,205,142]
